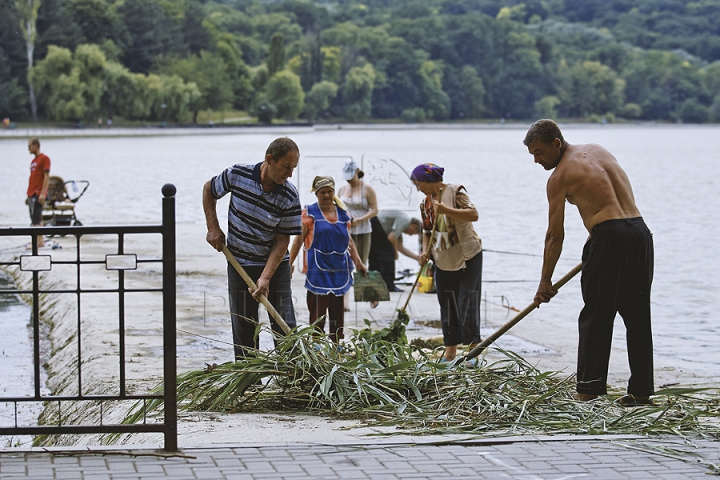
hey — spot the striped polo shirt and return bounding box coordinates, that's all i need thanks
[211,162,301,266]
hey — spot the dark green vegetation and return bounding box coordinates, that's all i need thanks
[2,0,720,124]
[113,325,720,464]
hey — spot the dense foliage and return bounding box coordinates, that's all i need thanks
[2,0,720,123]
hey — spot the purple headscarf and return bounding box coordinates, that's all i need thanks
[411,163,444,182]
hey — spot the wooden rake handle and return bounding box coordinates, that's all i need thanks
[222,245,291,334]
[398,188,443,316]
[463,263,582,361]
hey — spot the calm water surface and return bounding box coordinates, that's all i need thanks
[1,125,718,379]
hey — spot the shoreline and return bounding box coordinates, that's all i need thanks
[1,221,717,448]
[2,121,714,141]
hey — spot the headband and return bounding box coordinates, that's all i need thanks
[310,176,348,211]
[310,176,335,192]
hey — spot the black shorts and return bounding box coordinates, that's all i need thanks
[28,195,43,225]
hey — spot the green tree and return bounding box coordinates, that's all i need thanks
[183,1,211,55]
[559,60,625,117]
[369,37,422,118]
[216,34,254,109]
[343,63,375,121]
[418,60,450,120]
[128,72,198,122]
[534,95,560,119]
[267,32,285,77]
[102,60,135,119]
[458,66,486,119]
[65,0,128,49]
[264,70,304,119]
[674,98,709,123]
[156,73,200,122]
[251,65,269,92]
[0,49,27,118]
[710,95,720,122]
[30,45,86,121]
[119,0,181,73]
[304,80,338,120]
[622,50,706,120]
[485,28,543,119]
[321,46,341,83]
[155,52,234,123]
[73,43,108,118]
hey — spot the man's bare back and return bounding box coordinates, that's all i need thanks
[524,120,655,402]
[524,120,643,304]
[550,143,641,232]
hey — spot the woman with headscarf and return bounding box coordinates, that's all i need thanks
[290,176,367,343]
[411,163,483,363]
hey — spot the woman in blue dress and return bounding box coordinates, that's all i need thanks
[290,176,367,343]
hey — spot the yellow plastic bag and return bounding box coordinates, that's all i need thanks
[417,261,435,293]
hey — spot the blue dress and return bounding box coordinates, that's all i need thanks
[305,202,353,296]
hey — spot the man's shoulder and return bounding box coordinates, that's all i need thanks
[282,180,300,197]
[34,153,50,164]
[222,163,256,185]
[228,163,254,174]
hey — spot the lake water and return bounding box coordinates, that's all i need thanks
[1,123,718,383]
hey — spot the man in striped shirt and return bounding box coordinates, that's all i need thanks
[203,137,302,359]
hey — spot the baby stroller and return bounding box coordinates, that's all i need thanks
[42,175,89,229]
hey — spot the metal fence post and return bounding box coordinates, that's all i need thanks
[161,184,178,451]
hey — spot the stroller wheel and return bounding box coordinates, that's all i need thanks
[73,220,83,226]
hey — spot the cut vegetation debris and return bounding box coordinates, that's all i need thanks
[115,324,720,444]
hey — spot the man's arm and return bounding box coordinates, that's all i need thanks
[396,236,419,262]
[203,180,225,251]
[535,177,566,306]
[387,232,400,260]
[38,171,50,205]
[253,234,290,300]
[288,223,309,273]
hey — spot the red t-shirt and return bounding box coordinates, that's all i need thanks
[27,153,51,196]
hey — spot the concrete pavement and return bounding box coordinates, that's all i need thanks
[1,435,718,479]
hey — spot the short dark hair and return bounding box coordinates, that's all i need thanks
[266,137,299,161]
[407,218,422,232]
[523,119,565,146]
[29,138,40,147]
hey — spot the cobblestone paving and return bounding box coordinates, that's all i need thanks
[1,436,719,479]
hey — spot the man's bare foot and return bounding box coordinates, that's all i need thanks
[573,392,598,402]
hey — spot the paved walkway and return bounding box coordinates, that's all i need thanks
[1,435,718,479]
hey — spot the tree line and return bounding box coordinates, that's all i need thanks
[1,0,720,124]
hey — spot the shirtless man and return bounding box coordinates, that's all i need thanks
[524,119,654,406]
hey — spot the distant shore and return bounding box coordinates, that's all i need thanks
[2,120,709,140]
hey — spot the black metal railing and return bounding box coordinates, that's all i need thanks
[0,184,177,451]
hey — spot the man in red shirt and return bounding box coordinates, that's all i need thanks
[27,138,50,247]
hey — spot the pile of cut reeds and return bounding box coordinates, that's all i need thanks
[117,324,720,442]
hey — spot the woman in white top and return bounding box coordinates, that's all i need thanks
[337,159,378,310]
[337,159,378,264]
